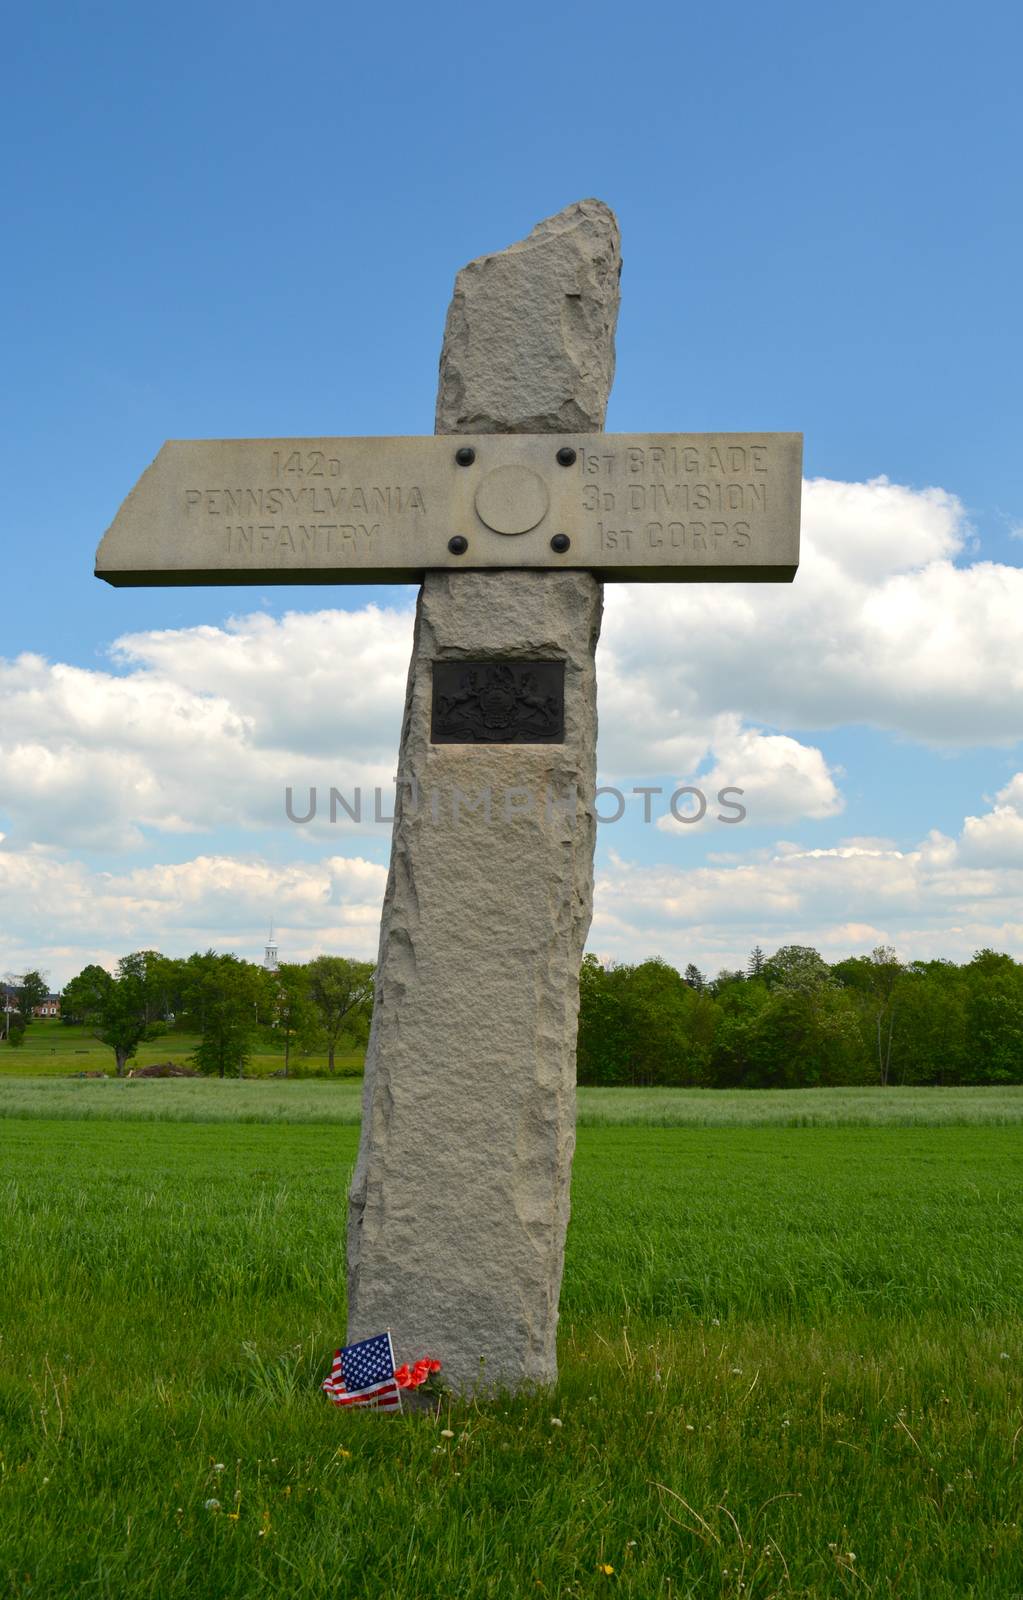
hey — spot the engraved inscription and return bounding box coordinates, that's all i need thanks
[184,485,426,514]
[181,454,429,563]
[431,660,565,745]
[575,439,773,559]
[224,524,379,557]
[598,520,752,552]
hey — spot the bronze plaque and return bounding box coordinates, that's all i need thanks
[431,660,565,744]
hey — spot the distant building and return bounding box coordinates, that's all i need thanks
[1,985,60,1017]
[263,925,279,973]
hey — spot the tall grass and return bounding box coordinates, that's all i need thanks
[0,1117,1021,1594]
[3,1077,1023,1126]
[0,1075,366,1124]
[576,1083,1023,1127]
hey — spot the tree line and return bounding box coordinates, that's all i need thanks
[6,951,375,1078]
[6,939,1023,1087]
[578,945,1023,1088]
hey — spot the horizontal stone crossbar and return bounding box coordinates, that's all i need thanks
[95,431,802,586]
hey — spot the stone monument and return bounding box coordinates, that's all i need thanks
[95,200,801,1394]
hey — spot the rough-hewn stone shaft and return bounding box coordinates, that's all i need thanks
[347,201,621,1391]
[435,199,621,435]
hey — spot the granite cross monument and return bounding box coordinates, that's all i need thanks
[96,200,801,1393]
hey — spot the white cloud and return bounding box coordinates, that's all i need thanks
[590,774,1023,972]
[960,807,1023,865]
[993,773,1023,811]
[0,606,414,850]
[959,773,1023,866]
[654,716,842,829]
[0,849,386,984]
[3,775,1023,986]
[599,475,1023,761]
[111,605,413,759]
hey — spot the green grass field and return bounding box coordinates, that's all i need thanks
[1,1087,1021,1597]
[0,1018,364,1078]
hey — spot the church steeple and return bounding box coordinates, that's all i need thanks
[263,921,279,973]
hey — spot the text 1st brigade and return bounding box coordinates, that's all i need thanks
[579,443,770,478]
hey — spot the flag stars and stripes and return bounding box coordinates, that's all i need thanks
[322,1332,402,1411]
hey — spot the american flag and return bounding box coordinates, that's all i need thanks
[322,1332,402,1411]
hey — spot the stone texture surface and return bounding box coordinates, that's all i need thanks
[435,199,621,436]
[346,201,622,1391]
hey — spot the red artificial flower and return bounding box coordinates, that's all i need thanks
[394,1357,442,1390]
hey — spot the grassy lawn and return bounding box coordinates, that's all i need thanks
[0,1094,1021,1595]
[0,1018,364,1079]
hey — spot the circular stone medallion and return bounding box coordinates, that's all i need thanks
[474,464,550,536]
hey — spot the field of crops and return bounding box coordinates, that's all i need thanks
[1,1087,1021,1596]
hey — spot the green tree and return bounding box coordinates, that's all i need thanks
[747,945,767,979]
[745,945,866,1087]
[183,951,269,1078]
[270,962,319,1076]
[61,964,114,1026]
[306,955,374,1073]
[629,959,714,1086]
[15,970,48,1025]
[710,968,746,995]
[577,956,713,1087]
[709,974,771,1086]
[96,958,151,1076]
[867,945,901,1086]
[576,955,631,1086]
[891,961,968,1085]
[962,949,1023,1084]
[763,945,834,994]
[60,956,173,1075]
[116,949,174,1024]
[833,945,903,1084]
[747,986,865,1087]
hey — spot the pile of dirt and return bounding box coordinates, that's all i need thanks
[132,1062,199,1078]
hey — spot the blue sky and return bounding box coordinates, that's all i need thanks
[2,0,1022,983]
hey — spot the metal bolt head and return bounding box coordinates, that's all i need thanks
[447,535,468,555]
[556,446,577,467]
[550,533,571,554]
[455,447,476,467]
